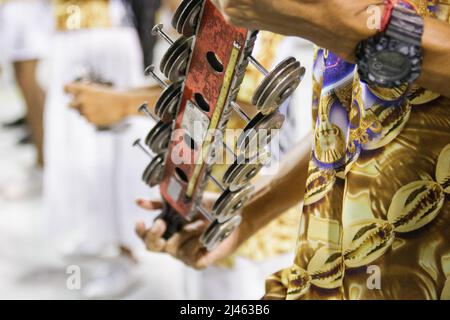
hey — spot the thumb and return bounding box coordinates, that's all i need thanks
[136,199,164,211]
[64,82,88,95]
[194,244,228,270]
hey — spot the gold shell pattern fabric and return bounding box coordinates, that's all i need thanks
[265,2,450,300]
[436,144,450,194]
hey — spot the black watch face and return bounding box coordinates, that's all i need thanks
[368,51,411,84]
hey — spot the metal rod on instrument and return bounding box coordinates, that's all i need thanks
[222,142,236,159]
[133,139,154,158]
[152,24,174,45]
[208,173,226,192]
[248,55,269,76]
[138,103,158,122]
[152,24,270,78]
[197,205,215,223]
[230,101,251,122]
[145,65,168,89]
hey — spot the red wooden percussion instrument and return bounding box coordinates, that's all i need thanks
[136,0,305,250]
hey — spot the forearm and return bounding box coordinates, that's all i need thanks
[285,4,450,97]
[122,86,163,116]
[238,135,312,243]
[220,0,450,97]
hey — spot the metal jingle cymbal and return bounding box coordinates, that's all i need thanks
[159,36,192,82]
[171,0,186,31]
[255,62,305,114]
[165,38,193,83]
[212,184,254,223]
[200,215,242,251]
[252,57,304,114]
[142,154,165,187]
[237,112,285,159]
[145,121,172,154]
[172,0,203,37]
[252,57,296,108]
[155,81,183,122]
[223,152,269,192]
[161,36,193,83]
[255,60,300,107]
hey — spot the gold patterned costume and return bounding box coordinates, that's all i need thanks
[265,0,450,300]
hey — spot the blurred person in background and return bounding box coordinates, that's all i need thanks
[0,0,51,200]
[42,0,165,299]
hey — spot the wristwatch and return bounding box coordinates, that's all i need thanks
[356,2,424,88]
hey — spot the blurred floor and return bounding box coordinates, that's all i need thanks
[0,81,188,300]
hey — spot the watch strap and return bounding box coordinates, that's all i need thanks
[386,5,424,46]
